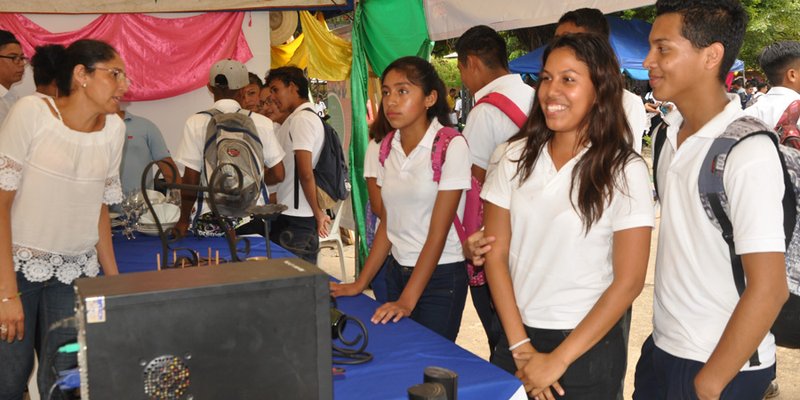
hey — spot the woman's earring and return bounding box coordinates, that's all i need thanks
[82,82,87,88]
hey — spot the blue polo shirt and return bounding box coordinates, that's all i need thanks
[120,112,171,193]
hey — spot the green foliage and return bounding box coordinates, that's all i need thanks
[432,57,462,89]
[616,2,800,74]
[740,0,800,72]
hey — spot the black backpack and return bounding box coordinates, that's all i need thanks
[292,109,350,210]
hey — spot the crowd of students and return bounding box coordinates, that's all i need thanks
[0,0,796,399]
[334,1,793,399]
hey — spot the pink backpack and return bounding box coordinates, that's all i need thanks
[379,126,485,285]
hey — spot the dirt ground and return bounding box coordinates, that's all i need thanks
[317,222,800,399]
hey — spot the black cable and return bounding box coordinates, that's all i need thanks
[46,380,60,400]
[332,315,373,365]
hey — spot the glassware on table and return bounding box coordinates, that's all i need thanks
[121,190,145,240]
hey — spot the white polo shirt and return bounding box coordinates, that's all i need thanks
[377,119,471,267]
[623,89,648,154]
[363,138,380,180]
[482,140,654,329]
[653,97,785,371]
[274,102,325,217]
[743,86,800,128]
[463,74,534,171]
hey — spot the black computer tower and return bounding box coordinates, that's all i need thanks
[74,258,332,399]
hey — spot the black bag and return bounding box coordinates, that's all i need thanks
[293,109,350,210]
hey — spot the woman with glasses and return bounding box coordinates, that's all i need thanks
[0,30,25,124]
[0,39,130,399]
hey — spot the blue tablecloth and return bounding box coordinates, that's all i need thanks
[113,235,524,399]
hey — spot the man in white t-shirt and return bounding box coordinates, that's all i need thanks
[174,59,285,238]
[633,2,788,399]
[743,41,800,128]
[266,66,329,264]
[0,30,24,125]
[554,8,648,154]
[455,24,535,357]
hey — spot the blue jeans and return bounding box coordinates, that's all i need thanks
[269,214,319,264]
[0,273,77,400]
[633,335,775,400]
[370,257,389,304]
[385,256,468,342]
[492,319,626,399]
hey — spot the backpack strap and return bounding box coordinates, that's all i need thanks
[378,130,397,167]
[474,92,527,129]
[192,108,225,229]
[698,115,790,368]
[651,121,669,201]
[431,127,468,242]
[293,107,323,210]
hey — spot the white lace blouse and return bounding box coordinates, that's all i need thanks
[0,95,124,284]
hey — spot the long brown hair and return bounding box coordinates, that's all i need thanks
[511,33,637,232]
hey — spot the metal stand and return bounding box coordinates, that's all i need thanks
[141,161,273,268]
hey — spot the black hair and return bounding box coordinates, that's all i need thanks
[248,72,263,88]
[265,66,309,99]
[455,25,509,71]
[758,41,800,86]
[369,104,393,143]
[31,44,65,87]
[655,0,748,84]
[55,39,118,97]
[511,33,635,231]
[381,56,452,128]
[757,82,769,91]
[0,30,19,49]
[558,8,610,38]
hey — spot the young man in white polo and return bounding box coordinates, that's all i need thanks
[266,66,329,265]
[455,24,535,357]
[743,41,800,128]
[174,59,285,238]
[633,1,789,399]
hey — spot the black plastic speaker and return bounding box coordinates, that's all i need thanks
[74,258,332,400]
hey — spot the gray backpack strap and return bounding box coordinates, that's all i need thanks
[698,115,778,367]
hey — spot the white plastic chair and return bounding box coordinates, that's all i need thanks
[319,201,348,282]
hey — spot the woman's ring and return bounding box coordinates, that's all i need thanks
[0,324,7,334]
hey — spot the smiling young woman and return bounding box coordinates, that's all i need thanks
[481,33,654,399]
[0,39,129,399]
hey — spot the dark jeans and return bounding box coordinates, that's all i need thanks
[633,335,775,400]
[469,283,502,356]
[371,257,389,304]
[269,214,319,264]
[492,319,626,399]
[385,256,468,342]
[0,273,77,400]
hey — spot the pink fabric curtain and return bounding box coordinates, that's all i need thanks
[0,13,253,101]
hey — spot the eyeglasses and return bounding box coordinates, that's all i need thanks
[0,54,28,64]
[92,66,132,86]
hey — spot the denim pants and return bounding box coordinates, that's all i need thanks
[269,214,319,264]
[469,283,502,357]
[385,256,468,342]
[633,335,775,400]
[0,273,77,400]
[492,319,626,399]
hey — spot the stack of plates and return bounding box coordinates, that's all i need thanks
[137,222,177,236]
[138,203,180,236]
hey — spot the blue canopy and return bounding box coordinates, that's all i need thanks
[509,17,744,80]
